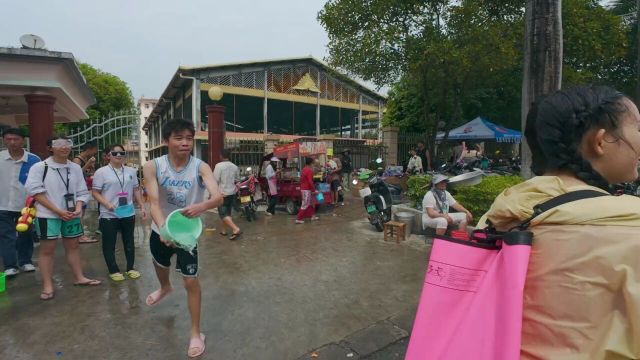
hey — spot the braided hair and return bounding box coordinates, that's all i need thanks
[525,86,630,190]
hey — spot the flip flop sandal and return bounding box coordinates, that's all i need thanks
[79,236,99,244]
[219,231,228,236]
[109,273,126,282]
[146,288,173,306]
[229,231,242,241]
[74,279,102,286]
[125,270,141,279]
[40,291,55,301]
[187,333,206,358]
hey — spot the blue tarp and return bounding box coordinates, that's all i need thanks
[436,117,521,143]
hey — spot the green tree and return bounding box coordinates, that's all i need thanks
[79,63,134,120]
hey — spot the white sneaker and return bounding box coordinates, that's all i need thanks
[4,268,19,276]
[311,216,319,221]
[295,220,305,224]
[264,212,273,216]
[21,264,36,272]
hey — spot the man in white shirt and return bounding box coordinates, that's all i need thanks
[0,128,40,277]
[422,174,473,236]
[407,149,423,175]
[213,149,241,240]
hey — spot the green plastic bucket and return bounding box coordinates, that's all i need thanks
[0,273,6,293]
[159,209,202,253]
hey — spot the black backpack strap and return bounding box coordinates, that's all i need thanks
[517,190,608,230]
[42,161,48,182]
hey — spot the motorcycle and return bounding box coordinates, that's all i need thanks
[357,159,395,232]
[236,167,259,222]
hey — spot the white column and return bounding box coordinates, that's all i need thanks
[316,69,321,137]
[358,95,363,139]
[263,69,268,134]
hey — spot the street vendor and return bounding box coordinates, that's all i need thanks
[327,155,343,206]
[265,157,280,216]
[422,174,473,236]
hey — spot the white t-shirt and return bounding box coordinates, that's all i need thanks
[422,190,457,218]
[92,165,139,218]
[265,164,278,195]
[25,158,90,219]
[213,160,239,196]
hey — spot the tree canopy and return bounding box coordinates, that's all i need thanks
[79,63,134,120]
[319,0,635,136]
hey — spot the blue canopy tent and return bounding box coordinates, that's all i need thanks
[436,117,522,143]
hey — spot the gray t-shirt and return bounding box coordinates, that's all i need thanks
[92,165,139,219]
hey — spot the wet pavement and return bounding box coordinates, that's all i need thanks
[0,196,428,359]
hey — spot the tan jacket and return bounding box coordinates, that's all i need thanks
[478,176,640,359]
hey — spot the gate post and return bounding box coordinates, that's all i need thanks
[317,134,335,164]
[207,105,225,169]
[264,134,281,155]
[382,127,399,166]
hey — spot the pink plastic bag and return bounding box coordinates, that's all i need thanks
[405,231,532,360]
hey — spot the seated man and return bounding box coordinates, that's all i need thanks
[422,174,473,236]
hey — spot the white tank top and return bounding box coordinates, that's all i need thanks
[151,155,206,232]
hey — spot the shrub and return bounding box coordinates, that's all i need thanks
[405,174,523,224]
[407,174,432,208]
[454,175,523,223]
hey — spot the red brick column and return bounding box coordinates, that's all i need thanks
[25,94,56,159]
[206,104,225,169]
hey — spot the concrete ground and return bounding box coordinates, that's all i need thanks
[0,196,428,359]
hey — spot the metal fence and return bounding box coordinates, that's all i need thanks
[224,139,265,172]
[334,139,386,170]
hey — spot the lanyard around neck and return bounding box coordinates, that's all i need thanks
[109,165,125,192]
[54,167,70,192]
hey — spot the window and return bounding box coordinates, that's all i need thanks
[145,104,150,109]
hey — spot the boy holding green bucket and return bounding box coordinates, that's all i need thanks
[143,119,223,358]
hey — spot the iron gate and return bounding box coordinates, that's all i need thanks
[67,110,142,170]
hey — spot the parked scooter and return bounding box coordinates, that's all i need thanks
[357,159,394,232]
[236,167,259,222]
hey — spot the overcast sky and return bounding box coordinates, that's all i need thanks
[2,0,332,100]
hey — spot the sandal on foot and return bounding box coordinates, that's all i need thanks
[146,288,173,306]
[109,273,126,282]
[40,291,55,301]
[219,231,228,236]
[229,231,242,241]
[74,279,102,286]
[187,333,206,358]
[125,270,141,279]
[78,236,98,244]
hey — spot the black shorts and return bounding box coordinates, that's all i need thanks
[149,231,199,277]
[331,179,341,191]
[218,195,235,219]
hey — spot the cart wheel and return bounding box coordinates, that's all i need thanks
[285,199,299,215]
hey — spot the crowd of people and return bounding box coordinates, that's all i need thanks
[0,119,223,357]
[2,84,640,357]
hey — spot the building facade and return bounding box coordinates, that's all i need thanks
[136,97,157,165]
[143,57,386,162]
[0,46,95,158]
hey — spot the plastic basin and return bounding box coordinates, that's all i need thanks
[159,209,202,252]
[0,273,5,293]
[316,192,325,203]
[114,204,135,218]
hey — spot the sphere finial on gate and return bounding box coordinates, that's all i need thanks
[208,86,224,101]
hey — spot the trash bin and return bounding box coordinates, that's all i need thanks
[394,211,414,239]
